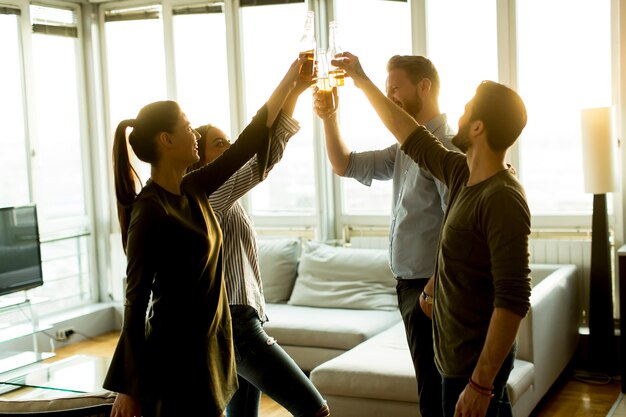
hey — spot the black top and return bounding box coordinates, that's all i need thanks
[103,105,271,415]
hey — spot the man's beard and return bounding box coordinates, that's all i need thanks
[451,123,471,153]
[403,96,423,119]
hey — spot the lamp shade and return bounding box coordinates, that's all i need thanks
[581,106,618,194]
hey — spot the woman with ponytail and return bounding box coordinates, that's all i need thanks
[104,57,311,417]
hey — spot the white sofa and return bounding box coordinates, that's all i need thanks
[260,238,402,372]
[259,238,580,417]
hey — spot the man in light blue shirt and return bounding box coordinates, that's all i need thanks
[314,55,456,417]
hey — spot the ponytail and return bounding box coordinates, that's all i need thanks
[111,101,182,252]
[112,119,139,252]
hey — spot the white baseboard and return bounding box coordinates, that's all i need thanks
[0,302,121,354]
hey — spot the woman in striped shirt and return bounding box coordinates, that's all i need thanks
[187,79,330,417]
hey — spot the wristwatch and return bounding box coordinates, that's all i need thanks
[420,290,433,305]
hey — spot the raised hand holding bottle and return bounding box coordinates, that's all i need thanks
[315,48,336,109]
[298,11,316,79]
[328,21,346,87]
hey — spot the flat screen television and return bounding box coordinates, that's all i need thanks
[0,205,44,297]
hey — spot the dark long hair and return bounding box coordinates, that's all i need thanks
[112,100,181,251]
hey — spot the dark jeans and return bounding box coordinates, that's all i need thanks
[441,351,515,417]
[226,305,327,417]
[396,279,443,417]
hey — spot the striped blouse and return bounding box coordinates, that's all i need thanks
[209,111,300,321]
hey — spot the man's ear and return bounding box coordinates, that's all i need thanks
[419,78,432,95]
[471,120,485,137]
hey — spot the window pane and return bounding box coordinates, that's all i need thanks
[517,0,611,214]
[30,236,93,316]
[173,11,231,133]
[240,3,314,215]
[0,13,29,206]
[31,12,86,222]
[104,6,166,184]
[336,0,412,215]
[0,5,97,319]
[427,0,498,125]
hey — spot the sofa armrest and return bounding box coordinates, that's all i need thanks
[516,264,579,399]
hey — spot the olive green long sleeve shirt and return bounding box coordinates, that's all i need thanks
[401,126,531,378]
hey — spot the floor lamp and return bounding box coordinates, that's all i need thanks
[581,106,618,373]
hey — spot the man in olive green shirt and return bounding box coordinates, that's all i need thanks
[330,52,531,417]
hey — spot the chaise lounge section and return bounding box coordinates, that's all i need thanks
[309,264,579,417]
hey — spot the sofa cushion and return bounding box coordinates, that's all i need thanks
[257,238,300,303]
[311,322,533,406]
[264,303,401,350]
[311,322,418,402]
[287,240,397,311]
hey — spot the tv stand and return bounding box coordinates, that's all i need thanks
[0,294,54,376]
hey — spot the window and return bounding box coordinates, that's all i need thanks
[28,4,95,310]
[426,0,499,126]
[335,0,412,216]
[0,4,96,320]
[32,235,92,315]
[516,0,612,215]
[104,5,167,184]
[30,5,87,222]
[240,2,316,216]
[172,4,231,133]
[0,7,29,207]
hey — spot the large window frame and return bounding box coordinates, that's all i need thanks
[0,0,101,325]
[331,0,623,243]
[5,0,619,312]
[95,0,624,261]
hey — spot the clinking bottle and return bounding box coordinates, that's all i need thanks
[316,48,335,109]
[298,11,316,78]
[328,20,345,87]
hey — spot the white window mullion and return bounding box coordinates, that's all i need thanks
[161,0,176,100]
[20,3,38,206]
[612,0,626,249]
[410,0,426,56]
[224,0,246,151]
[496,0,520,172]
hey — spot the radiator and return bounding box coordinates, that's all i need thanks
[529,232,593,322]
[345,227,614,321]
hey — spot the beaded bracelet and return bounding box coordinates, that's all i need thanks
[420,290,433,305]
[468,378,494,398]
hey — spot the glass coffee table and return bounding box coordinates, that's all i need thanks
[0,354,111,400]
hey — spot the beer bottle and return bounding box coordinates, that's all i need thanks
[316,48,335,109]
[328,20,345,87]
[298,11,316,78]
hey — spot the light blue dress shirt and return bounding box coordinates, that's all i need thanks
[345,114,456,279]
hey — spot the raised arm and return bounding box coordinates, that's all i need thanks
[184,57,311,194]
[331,52,420,144]
[209,111,300,216]
[313,88,351,176]
[265,56,312,128]
[282,72,315,117]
